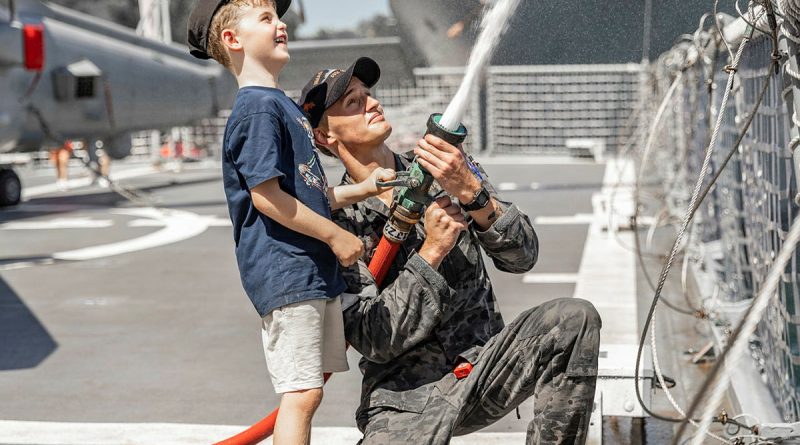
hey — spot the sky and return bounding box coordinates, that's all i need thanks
[297,0,391,36]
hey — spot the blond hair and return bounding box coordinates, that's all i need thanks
[207,0,276,69]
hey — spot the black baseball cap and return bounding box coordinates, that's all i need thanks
[298,57,381,128]
[187,0,291,60]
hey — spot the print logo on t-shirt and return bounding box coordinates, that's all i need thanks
[299,154,325,193]
[296,116,317,148]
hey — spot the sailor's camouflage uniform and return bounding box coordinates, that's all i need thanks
[333,155,601,445]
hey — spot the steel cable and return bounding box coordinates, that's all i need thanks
[651,310,731,443]
[670,3,783,442]
[640,49,775,434]
[686,217,800,445]
[634,11,758,432]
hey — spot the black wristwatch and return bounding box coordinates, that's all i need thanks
[461,186,491,211]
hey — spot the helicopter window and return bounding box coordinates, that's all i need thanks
[75,77,96,98]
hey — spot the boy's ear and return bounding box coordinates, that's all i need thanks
[221,28,242,52]
[313,127,336,148]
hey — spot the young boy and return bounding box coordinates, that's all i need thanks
[187,1,394,443]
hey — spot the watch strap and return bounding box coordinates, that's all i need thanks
[462,186,490,211]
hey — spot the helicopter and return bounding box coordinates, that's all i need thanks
[0,0,237,206]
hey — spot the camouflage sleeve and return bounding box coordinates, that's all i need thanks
[340,253,451,364]
[465,156,538,273]
[472,199,539,273]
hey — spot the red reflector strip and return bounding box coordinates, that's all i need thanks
[454,361,473,379]
[23,23,45,71]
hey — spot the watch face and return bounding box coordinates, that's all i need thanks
[465,187,490,210]
[476,188,490,207]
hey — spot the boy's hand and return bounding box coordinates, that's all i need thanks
[328,229,365,267]
[326,168,397,210]
[367,167,397,194]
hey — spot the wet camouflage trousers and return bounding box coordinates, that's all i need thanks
[359,298,601,445]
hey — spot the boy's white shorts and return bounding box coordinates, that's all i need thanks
[261,296,349,394]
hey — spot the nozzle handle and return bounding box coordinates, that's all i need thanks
[376,171,421,188]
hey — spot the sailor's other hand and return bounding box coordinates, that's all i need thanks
[414,134,482,204]
[418,196,467,268]
[328,228,365,267]
[368,167,397,194]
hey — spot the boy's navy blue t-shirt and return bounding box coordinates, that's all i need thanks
[222,86,346,317]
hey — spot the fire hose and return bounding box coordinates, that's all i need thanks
[214,114,467,445]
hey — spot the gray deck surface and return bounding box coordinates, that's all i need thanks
[0,157,698,444]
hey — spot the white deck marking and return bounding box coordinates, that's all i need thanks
[0,153,32,165]
[21,166,159,200]
[497,182,518,191]
[202,216,232,227]
[522,273,578,284]
[472,155,596,165]
[0,421,524,445]
[0,258,56,271]
[52,208,209,261]
[128,215,231,228]
[572,159,638,344]
[5,203,107,213]
[1,218,113,230]
[533,214,595,225]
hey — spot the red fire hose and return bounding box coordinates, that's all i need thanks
[214,237,402,445]
[366,236,402,285]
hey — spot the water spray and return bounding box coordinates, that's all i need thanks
[439,0,522,130]
[215,0,522,443]
[369,0,521,284]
